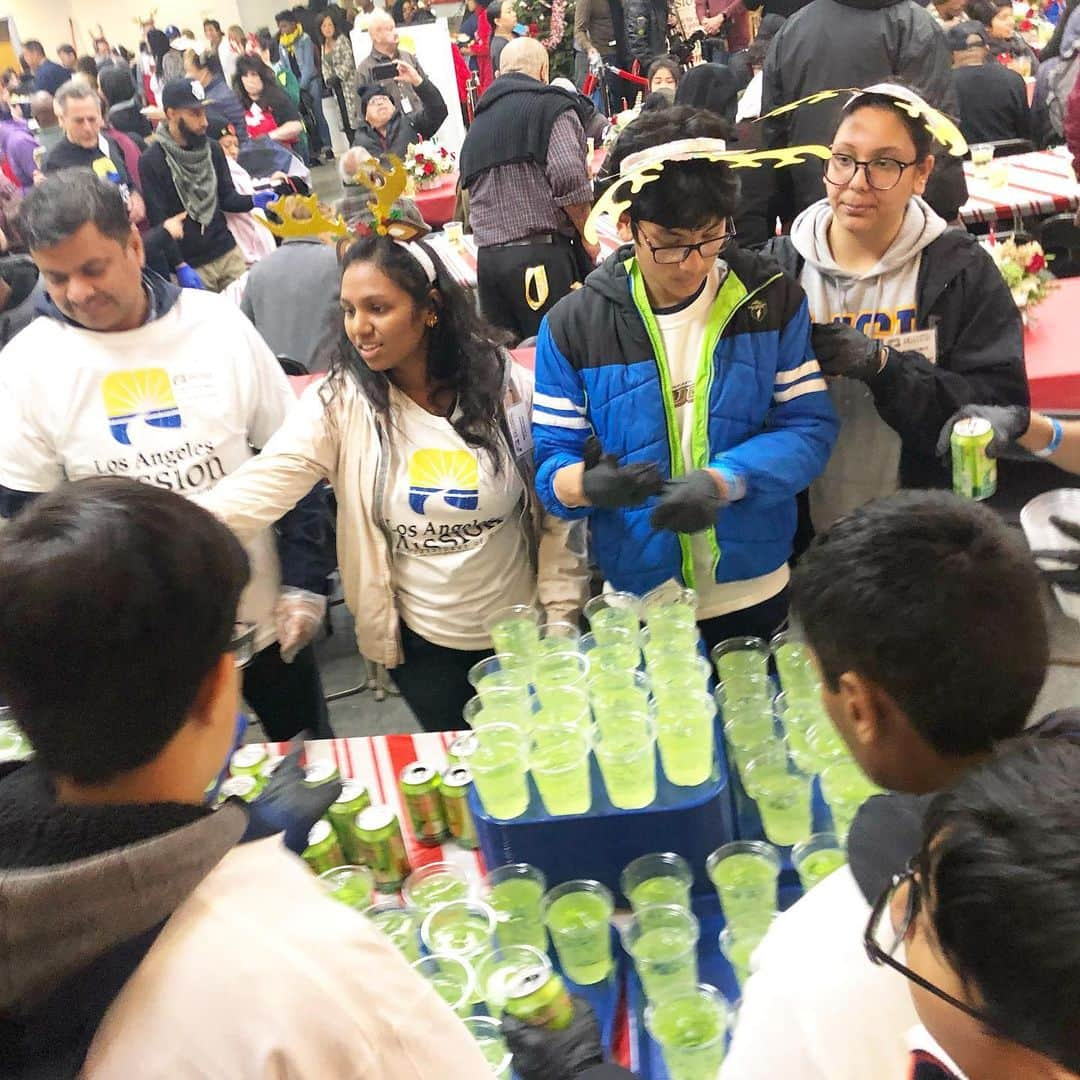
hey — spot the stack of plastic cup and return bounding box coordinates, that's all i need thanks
[654,689,715,787]
[481,863,548,951]
[542,880,615,985]
[742,754,813,848]
[593,716,658,809]
[622,904,700,1002]
[645,984,730,1079]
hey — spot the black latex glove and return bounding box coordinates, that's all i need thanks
[935,404,1033,461]
[503,995,604,1080]
[243,744,342,854]
[811,322,886,381]
[1032,515,1080,593]
[649,469,725,533]
[581,434,663,510]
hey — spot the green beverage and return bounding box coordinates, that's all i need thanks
[302,819,344,875]
[0,713,32,763]
[621,851,693,912]
[421,900,497,962]
[483,864,548,952]
[590,673,652,730]
[584,592,641,645]
[711,636,769,688]
[656,692,714,787]
[543,881,614,985]
[441,765,479,849]
[462,1016,513,1076]
[411,953,475,1017]
[533,651,590,695]
[463,691,532,733]
[354,805,412,892]
[448,732,479,765]
[821,761,880,839]
[646,986,729,1080]
[719,922,769,990]
[229,744,268,777]
[504,967,574,1029]
[477,946,551,1015]
[468,655,531,700]
[328,780,372,863]
[805,721,850,771]
[532,686,591,734]
[402,861,471,912]
[745,762,812,847]
[777,715,818,776]
[584,641,641,678]
[642,585,698,638]
[770,632,819,695]
[630,876,691,910]
[538,620,582,656]
[487,604,541,660]
[707,842,780,928]
[469,723,530,820]
[319,865,374,909]
[594,719,657,810]
[624,905,700,1003]
[649,657,711,705]
[364,902,422,961]
[399,762,450,846]
[530,726,592,816]
[793,844,847,891]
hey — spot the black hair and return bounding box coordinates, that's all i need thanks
[1042,0,1080,60]
[254,27,282,63]
[204,18,223,32]
[99,64,137,106]
[233,54,292,114]
[76,56,99,85]
[607,106,738,230]
[320,6,351,37]
[486,0,504,24]
[646,57,681,86]
[328,235,508,464]
[276,8,298,25]
[675,63,739,124]
[922,732,1080,1071]
[57,44,76,57]
[839,88,935,161]
[966,0,1011,23]
[790,491,1048,757]
[22,41,44,57]
[20,171,132,251]
[188,47,224,78]
[0,478,249,785]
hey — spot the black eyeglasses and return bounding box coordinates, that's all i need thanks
[823,153,920,192]
[634,222,737,264]
[230,622,257,669]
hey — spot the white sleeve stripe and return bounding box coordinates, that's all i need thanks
[774,360,824,386]
[533,391,586,414]
[533,412,591,430]
[774,378,828,403]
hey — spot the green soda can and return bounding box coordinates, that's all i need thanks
[447,732,479,765]
[302,819,344,875]
[441,765,479,849]
[328,780,372,863]
[218,774,262,803]
[504,967,574,1030]
[399,762,450,845]
[304,762,341,787]
[951,416,997,501]
[355,805,412,892]
[229,745,268,777]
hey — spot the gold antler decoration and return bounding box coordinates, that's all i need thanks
[353,155,409,235]
[256,194,349,240]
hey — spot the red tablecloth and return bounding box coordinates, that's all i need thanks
[961,146,1078,226]
[1024,278,1080,411]
[414,173,458,230]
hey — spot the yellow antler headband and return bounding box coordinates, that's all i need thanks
[256,194,349,240]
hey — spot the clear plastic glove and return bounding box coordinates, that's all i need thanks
[650,469,725,533]
[275,587,327,663]
[251,189,276,211]
[811,322,885,381]
[503,996,604,1080]
[244,745,341,854]
[935,403,1032,460]
[582,434,663,510]
[175,263,204,290]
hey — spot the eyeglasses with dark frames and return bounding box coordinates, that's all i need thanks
[230,622,257,669]
[823,153,920,192]
[634,221,738,264]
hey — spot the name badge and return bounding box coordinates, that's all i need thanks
[400,94,413,114]
[883,327,938,365]
[506,398,533,457]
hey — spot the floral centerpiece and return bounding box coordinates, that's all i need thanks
[990,237,1055,318]
[404,141,456,190]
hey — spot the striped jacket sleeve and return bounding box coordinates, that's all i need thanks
[710,294,839,507]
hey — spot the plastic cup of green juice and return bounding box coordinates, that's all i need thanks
[538,620,582,655]
[620,851,693,912]
[792,832,847,891]
[542,879,615,985]
[318,865,375,910]
[581,628,641,678]
[711,636,769,689]
[411,952,476,1016]
[593,715,657,810]
[402,860,472,912]
[641,585,699,638]
[532,685,592,735]
[656,691,715,787]
[467,654,532,700]
[529,724,593,816]
[363,900,422,961]
[468,722,531,820]
[463,687,534,732]
[743,757,813,848]
[640,625,703,672]
[706,840,781,928]
[481,862,548,952]
[805,720,851,771]
[420,900,498,972]
[485,604,542,661]
[475,944,551,1015]
[650,656,712,705]
[584,591,642,645]
[769,629,819,694]
[589,668,652,714]
[719,920,772,992]
[461,1014,513,1075]
[645,984,730,1080]
[533,650,590,695]
[772,691,822,774]
[622,904,700,1002]
[821,760,880,839]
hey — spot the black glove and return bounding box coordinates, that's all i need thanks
[649,469,725,533]
[935,404,1033,461]
[243,744,342,854]
[1032,515,1080,593]
[581,435,663,510]
[503,995,604,1080]
[811,322,886,381]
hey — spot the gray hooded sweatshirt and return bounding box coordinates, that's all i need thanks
[791,196,947,528]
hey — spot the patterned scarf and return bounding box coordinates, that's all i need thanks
[156,123,218,229]
[279,25,303,53]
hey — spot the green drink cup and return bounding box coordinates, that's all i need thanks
[543,880,615,985]
[769,630,820,697]
[621,852,693,912]
[590,670,652,729]
[318,865,375,910]
[719,922,771,991]
[806,721,851,772]
[363,901,422,961]
[645,984,730,1080]
[467,654,532,700]
[622,904,700,1003]
[402,861,472,912]
[468,723,531,820]
[743,758,813,848]
[711,636,769,690]
[581,629,642,679]
[421,901,497,1004]
[656,691,715,787]
[530,725,593,816]
[411,953,476,1017]
[584,591,642,645]
[792,832,847,891]
[641,585,699,640]
[463,689,533,732]
[533,651,590,696]
[821,761,880,839]
[533,685,592,735]
[650,657,712,707]
[461,1015,513,1076]
[640,626,703,673]
[475,944,551,1015]
[772,692,821,774]
[538,620,582,655]
[706,841,781,929]
[594,716,657,810]
[482,863,548,952]
[486,605,541,661]
[730,740,788,796]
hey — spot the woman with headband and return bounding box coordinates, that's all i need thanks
[765,84,1028,530]
[200,232,588,731]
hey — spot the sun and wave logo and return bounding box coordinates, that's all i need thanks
[407,448,478,514]
[102,369,183,446]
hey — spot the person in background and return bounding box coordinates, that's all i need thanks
[234,56,305,153]
[255,27,304,107]
[57,44,78,73]
[487,0,519,73]
[73,55,100,92]
[0,83,40,190]
[352,66,448,160]
[948,22,1031,143]
[276,8,335,162]
[625,0,670,67]
[30,91,63,155]
[99,65,154,144]
[0,478,489,1079]
[674,61,739,124]
[321,7,361,144]
[461,37,598,342]
[22,41,70,96]
[92,37,117,70]
[932,0,969,28]
[696,0,751,63]
[647,56,681,93]
[574,0,626,100]
[356,10,428,114]
[968,0,1041,72]
[763,86,1027,530]
[0,253,44,346]
[186,48,249,141]
[1032,0,1080,144]
[205,18,240,86]
[211,119,279,268]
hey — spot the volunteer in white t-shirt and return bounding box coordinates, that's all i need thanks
[0,170,334,742]
[764,83,1028,531]
[200,232,589,732]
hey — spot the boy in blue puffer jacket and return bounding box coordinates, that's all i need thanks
[532,107,839,648]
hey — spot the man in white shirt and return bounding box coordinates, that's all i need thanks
[0,170,334,743]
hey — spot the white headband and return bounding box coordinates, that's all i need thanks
[395,240,437,284]
[618,137,728,177]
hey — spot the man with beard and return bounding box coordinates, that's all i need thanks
[139,79,275,291]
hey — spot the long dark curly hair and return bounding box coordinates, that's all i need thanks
[327,234,509,465]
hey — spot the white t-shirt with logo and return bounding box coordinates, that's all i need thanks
[0,289,295,650]
[655,265,789,620]
[383,385,535,650]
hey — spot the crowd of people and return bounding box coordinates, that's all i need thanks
[1,0,1080,1077]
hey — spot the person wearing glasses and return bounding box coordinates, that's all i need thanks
[720,490,1049,1080]
[533,107,838,648]
[765,84,1028,530]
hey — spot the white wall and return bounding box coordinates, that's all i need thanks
[1,3,77,53]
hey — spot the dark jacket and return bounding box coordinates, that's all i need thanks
[205,74,249,141]
[31,59,69,96]
[764,227,1029,489]
[625,0,670,63]
[952,62,1031,144]
[351,77,448,162]
[762,0,958,215]
[43,134,133,186]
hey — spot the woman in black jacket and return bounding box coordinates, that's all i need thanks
[352,62,448,161]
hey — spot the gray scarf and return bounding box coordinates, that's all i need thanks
[156,124,218,229]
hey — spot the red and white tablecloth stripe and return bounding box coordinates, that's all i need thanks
[960,146,1078,225]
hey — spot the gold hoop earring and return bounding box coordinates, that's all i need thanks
[426,313,439,328]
